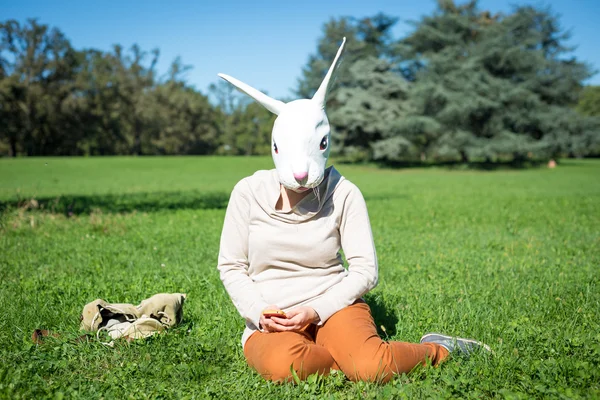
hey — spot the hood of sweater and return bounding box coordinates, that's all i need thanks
[247,166,345,224]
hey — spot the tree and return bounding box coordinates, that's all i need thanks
[230,101,275,156]
[2,7,598,160]
[0,18,226,157]
[298,1,599,163]
[296,14,403,161]
[296,13,398,100]
[0,75,24,156]
[209,80,275,155]
[576,86,600,117]
[395,1,597,162]
[0,19,83,156]
[146,58,219,155]
[110,44,159,155]
[329,57,414,161]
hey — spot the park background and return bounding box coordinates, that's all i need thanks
[1,0,600,161]
[1,0,599,399]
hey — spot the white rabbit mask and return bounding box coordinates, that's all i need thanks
[218,37,346,193]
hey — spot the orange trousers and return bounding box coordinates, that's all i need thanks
[243,301,449,383]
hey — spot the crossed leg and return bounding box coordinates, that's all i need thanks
[243,324,337,382]
[315,301,448,383]
[243,301,449,383]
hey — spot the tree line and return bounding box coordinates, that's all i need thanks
[1,0,599,162]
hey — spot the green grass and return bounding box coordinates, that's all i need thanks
[1,156,599,399]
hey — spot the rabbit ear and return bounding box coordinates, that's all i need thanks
[312,37,346,109]
[217,73,285,115]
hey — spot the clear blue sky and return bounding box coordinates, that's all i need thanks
[2,0,599,99]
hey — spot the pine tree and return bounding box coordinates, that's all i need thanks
[296,14,403,161]
[298,1,599,163]
[296,13,397,100]
[330,57,414,161]
[400,1,597,162]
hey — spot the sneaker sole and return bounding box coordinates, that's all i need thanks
[420,333,493,353]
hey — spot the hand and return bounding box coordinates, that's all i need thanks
[259,305,286,333]
[261,306,319,333]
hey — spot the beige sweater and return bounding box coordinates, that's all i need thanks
[217,166,378,346]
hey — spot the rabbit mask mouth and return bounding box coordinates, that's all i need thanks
[217,37,346,189]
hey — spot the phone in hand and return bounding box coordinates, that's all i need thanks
[262,309,287,319]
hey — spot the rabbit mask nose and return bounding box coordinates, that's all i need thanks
[293,171,308,182]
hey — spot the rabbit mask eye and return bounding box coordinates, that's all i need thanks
[273,142,278,154]
[319,136,328,151]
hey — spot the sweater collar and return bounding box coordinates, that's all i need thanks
[265,166,343,223]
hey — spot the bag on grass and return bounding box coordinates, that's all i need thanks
[80,293,186,344]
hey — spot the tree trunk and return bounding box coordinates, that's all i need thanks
[133,118,142,155]
[9,136,17,157]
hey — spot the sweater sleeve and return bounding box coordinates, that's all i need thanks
[217,180,269,329]
[306,183,378,324]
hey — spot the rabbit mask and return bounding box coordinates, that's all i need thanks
[218,37,346,192]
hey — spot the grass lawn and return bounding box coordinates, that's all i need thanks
[1,156,599,399]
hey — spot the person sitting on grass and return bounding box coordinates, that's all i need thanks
[216,38,490,383]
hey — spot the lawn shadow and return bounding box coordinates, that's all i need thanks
[364,293,398,338]
[0,190,229,215]
[339,159,548,171]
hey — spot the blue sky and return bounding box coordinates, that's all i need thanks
[2,0,599,99]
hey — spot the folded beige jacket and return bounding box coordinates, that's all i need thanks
[80,293,186,341]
